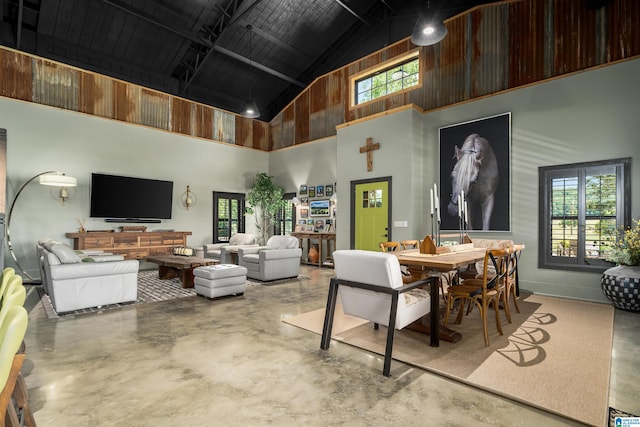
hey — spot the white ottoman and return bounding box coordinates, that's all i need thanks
[193,264,247,299]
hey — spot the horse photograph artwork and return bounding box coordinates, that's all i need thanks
[439,113,511,231]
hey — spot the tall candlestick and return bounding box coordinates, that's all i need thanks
[465,201,469,225]
[430,189,434,215]
[458,194,462,218]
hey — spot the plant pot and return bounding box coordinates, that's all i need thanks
[308,245,319,263]
[601,265,640,312]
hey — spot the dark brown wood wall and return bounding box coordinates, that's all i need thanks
[1,0,639,152]
[269,0,640,150]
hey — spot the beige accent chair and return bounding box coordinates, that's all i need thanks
[202,233,258,264]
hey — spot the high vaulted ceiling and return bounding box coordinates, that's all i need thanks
[1,0,497,121]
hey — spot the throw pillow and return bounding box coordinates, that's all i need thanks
[50,243,82,264]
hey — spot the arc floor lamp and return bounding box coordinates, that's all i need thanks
[5,171,77,281]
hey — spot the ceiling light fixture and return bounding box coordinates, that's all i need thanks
[410,1,448,46]
[241,25,260,119]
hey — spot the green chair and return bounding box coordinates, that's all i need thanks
[0,268,16,307]
[0,276,26,328]
[0,306,29,426]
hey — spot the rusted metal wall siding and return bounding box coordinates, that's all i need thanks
[309,76,328,141]
[32,58,79,111]
[268,0,640,149]
[0,49,32,101]
[294,90,310,145]
[508,0,546,86]
[79,73,113,118]
[0,47,265,150]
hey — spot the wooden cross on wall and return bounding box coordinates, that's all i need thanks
[359,137,380,172]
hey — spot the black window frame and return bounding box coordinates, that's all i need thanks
[274,192,296,236]
[213,191,245,243]
[538,158,631,273]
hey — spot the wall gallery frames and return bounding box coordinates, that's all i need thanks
[438,113,511,231]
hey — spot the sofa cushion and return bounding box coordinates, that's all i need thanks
[38,239,59,252]
[266,235,299,250]
[50,243,82,264]
[229,233,256,246]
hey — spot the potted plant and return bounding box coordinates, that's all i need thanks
[245,172,288,245]
[601,218,640,312]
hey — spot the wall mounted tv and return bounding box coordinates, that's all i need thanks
[90,173,174,223]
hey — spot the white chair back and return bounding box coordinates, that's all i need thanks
[333,250,413,328]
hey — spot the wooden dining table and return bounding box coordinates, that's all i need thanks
[395,247,488,346]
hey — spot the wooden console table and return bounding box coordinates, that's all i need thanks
[66,231,192,260]
[290,232,336,268]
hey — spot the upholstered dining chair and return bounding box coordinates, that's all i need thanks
[321,250,437,377]
[0,268,15,307]
[0,276,25,327]
[444,248,509,346]
[400,240,420,250]
[379,241,400,252]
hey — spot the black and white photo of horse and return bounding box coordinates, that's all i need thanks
[439,113,511,232]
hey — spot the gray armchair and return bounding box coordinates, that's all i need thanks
[202,233,258,264]
[238,235,301,281]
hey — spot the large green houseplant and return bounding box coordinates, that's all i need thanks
[245,172,287,245]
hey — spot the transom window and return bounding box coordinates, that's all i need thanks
[538,158,631,272]
[354,54,419,106]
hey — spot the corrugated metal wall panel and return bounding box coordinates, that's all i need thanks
[214,110,235,143]
[253,121,269,151]
[294,90,310,145]
[0,49,32,101]
[235,116,253,148]
[141,89,170,130]
[606,0,640,61]
[191,103,213,140]
[309,76,328,140]
[171,97,191,135]
[79,73,113,118]
[32,58,79,111]
[508,0,546,86]
[279,104,294,150]
[270,114,282,150]
[112,80,129,122]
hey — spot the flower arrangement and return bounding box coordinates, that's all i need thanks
[605,218,640,266]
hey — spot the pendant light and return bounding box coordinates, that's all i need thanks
[410,1,448,46]
[242,25,260,119]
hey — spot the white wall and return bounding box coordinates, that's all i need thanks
[1,98,267,278]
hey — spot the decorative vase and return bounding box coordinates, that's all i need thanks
[601,265,640,312]
[308,245,319,263]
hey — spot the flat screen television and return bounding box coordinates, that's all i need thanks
[90,173,173,222]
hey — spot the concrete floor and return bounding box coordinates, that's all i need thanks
[22,266,640,426]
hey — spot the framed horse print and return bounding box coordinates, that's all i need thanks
[438,113,511,231]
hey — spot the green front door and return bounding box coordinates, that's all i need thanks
[353,180,390,251]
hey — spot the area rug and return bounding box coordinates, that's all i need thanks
[283,294,614,427]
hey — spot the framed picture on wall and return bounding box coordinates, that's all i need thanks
[300,208,309,218]
[299,185,307,195]
[325,184,333,197]
[308,186,315,197]
[439,112,511,231]
[310,199,330,216]
[300,197,308,206]
[316,185,324,197]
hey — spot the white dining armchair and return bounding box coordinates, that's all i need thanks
[320,250,438,376]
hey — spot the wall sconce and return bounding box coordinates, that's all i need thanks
[7,171,77,281]
[51,185,77,205]
[181,185,197,210]
[291,196,301,206]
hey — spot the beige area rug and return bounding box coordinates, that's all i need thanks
[283,294,614,427]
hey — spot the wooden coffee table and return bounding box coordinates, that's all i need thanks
[145,255,218,288]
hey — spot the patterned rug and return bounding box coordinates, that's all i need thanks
[38,270,309,319]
